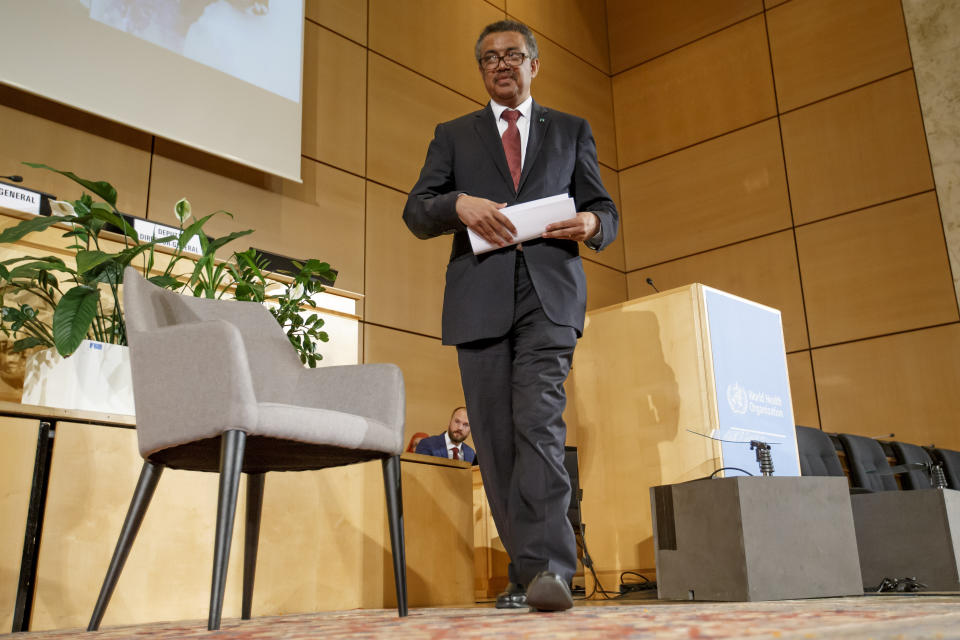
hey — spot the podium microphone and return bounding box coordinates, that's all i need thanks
[1,175,24,183]
[646,277,660,293]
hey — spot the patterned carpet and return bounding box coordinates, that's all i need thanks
[6,596,960,639]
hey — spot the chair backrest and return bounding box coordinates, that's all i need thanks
[890,441,935,490]
[123,267,303,404]
[932,448,960,490]
[837,433,899,491]
[795,425,845,477]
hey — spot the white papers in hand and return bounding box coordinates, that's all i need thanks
[467,193,576,254]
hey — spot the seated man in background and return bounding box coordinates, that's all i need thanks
[415,406,476,463]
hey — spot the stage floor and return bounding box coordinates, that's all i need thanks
[5,594,960,639]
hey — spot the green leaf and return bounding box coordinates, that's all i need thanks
[177,210,232,250]
[12,336,48,352]
[86,262,124,286]
[8,259,71,280]
[204,228,254,256]
[75,250,113,275]
[146,274,182,289]
[0,215,74,244]
[89,203,138,241]
[23,163,118,207]
[52,286,100,356]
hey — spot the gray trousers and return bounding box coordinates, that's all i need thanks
[457,251,578,585]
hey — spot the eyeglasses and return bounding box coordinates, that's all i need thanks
[479,51,529,70]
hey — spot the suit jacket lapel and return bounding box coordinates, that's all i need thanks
[474,105,516,194]
[518,101,549,194]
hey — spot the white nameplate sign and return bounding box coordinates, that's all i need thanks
[0,182,42,215]
[133,219,203,255]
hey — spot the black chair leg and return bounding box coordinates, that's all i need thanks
[382,455,407,617]
[209,430,247,631]
[88,461,164,631]
[242,472,264,620]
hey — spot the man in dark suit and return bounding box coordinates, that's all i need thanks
[415,406,477,464]
[403,19,617,612]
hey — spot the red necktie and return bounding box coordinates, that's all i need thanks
[452,445,460,460]
[501,109,521,190]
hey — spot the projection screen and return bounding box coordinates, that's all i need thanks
[0,0,305,181]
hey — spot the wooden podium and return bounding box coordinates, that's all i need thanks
[567,284,800,588]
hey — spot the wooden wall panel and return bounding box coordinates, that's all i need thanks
[589,165,625,272]
[584,261,627,311]
[787,351,820,428]
[148,152,366,294]
[32,423,245,630]
[626,232,808,352]
[302,23,367,175]
[0,103,151,216]
[767,0,912,111]
[368,0,503,105]
[363,324,464,445]
[397,462,475,606]
[606,0,761,73]
[613,16,776,167]
[796,192,957,347]
[365,182,448,338]
[366,54,480,194]
[813,325,960,450]
[780,71,934,224]
[0,418,37,631]
[252,462,388,614]
[765,0,789,8]
[506,0,610,72]
[620,119,791,269]
[305,0,367,44]
[532,33,617,169]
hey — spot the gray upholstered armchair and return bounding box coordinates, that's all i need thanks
[88,267,407,631]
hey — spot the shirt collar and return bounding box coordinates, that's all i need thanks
[444,431,455,450]
[490,96,533,122]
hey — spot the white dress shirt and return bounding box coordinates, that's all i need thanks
[443,431,461,459]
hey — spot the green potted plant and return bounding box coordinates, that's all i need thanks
[0,163,336,412]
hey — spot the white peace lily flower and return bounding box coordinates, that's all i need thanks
[49,200,76,216]
[174,198,192,223]
[288,282,305,300]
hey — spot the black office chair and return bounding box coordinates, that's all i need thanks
[931,448,960,490]
[837,433,899,492]
[795,426,845,477]
[889,441,936,490]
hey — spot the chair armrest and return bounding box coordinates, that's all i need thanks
[292,363,405,450]
[129,319,259,457]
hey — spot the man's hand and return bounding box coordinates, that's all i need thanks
[542,211,599,243]
[457,195,517,247]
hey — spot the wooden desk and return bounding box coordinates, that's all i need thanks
[0,402,135,632]
[1,405,475,632]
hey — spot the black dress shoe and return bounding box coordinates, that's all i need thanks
[495,582,527,609]
[525,571,573,612]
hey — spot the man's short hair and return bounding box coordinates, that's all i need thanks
[450,406,467,420]
[474,20,539,63]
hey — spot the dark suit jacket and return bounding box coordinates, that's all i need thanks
[415,434,476,464]
[403,101,618,346]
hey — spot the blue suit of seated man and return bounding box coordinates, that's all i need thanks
[415,406,476,464]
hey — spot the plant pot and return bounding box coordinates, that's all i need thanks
[21,340,135,415]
